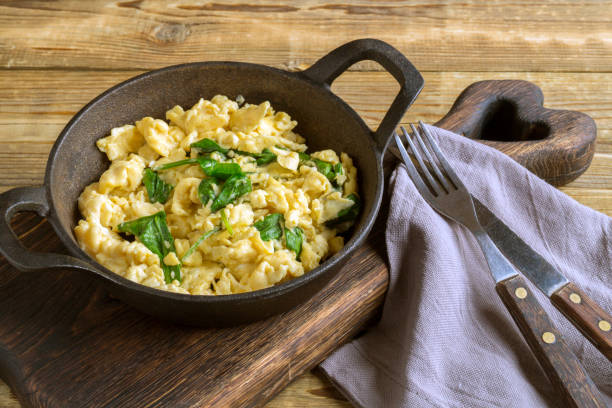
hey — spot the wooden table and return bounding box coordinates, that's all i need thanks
[0,1,610,407]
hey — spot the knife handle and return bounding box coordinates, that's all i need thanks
[551,282,612,362]
[496,275,607,408]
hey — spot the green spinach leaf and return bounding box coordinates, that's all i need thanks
[204,162,243,180]
[190,139,278,168]
[234,148,277,166]
[198,177,218,205]
[211,174,252,212]
[255,148,277,166]
[221,209,233,235]
[254,213,284,241]
[314,159,344,185]
[285,226,304,259]
[155,157,242,180]
[314,159,334,181]
[298,152,312,163]
[117,211,181,283]
[143,168,173,204]
[190,139,230,155]
[298,153,343,185]
[154,157,202,171]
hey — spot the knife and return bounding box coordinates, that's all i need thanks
[474,197,612,362]
[387,141,612,361]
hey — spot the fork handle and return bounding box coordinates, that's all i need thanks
[496,275,607,408]
[551,283,612,362]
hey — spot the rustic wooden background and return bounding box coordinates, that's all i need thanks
[0,1,610,406]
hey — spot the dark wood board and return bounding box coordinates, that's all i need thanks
[0,80,597,407]
[1,212,388,408]
[435,80,596,186]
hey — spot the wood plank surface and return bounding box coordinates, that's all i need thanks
[0,210,387,408]
[0,1,610,72]
[1,70,610,212]
[0,71,610,408]
[0,1,610,407]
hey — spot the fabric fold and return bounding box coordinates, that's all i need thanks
[320,125,611,407]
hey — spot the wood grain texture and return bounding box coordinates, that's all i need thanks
[266,369,350,407]
[551,283,612,362]
[0,212,387,408]
[0,70,611,199]
[0,1,611,72]
[0,71,611,408]
[0,73,608,407]
[496,275,607,408]
[0,370,353,408]
[434,80,596,185]
[0,383,18,408]
[0,1,610,406]
[2,81,609,406]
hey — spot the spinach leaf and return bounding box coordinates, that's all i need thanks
[194,157,216,174]
[255,148,277,166]
[154,157,202,171]
[254,213,303,258]
[181,226,220,262]
[285,226,303,259]
[254,213,284,241]
[333,162,343,176]
[314,159,344,185]
[198,177,218,205]
[190,139,230,155]
[155,157,242,180]
[210,174,252,212]
[187,157,242,180]
[234,148,277,166]
[143,168,173,204]
[117,211,181,283]
[298,153,343,185]
[204,162,243,180]
[221,209,233,235]
[314,159,334,181]
[190,139,277,168]
[325,194,361,229]
[298,152,312,163]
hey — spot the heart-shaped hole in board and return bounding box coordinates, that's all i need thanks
[467,99,550,142]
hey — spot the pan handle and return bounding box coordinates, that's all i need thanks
[301,38,424,155]
[0,186,96,272]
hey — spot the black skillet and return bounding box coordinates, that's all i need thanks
[0,39,423,326]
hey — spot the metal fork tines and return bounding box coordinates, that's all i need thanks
[393,122,516,282]
[393,122,606,407]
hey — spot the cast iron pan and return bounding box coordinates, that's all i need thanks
[0,39,424,326]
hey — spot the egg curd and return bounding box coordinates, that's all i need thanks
[74,95,360,295]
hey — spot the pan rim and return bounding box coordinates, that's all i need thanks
[44,60,384,304]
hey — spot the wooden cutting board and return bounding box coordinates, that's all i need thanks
[0,80,596,408]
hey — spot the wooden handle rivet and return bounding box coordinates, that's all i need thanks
[542,332,556,344]
[569,293,581,304]
[598,320,611,332]
[515,287,528,299]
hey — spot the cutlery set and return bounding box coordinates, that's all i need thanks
[394,122,611,408]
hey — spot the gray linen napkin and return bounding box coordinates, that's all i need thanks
[320,125,612,407]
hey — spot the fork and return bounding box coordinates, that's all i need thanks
[394,122,606,408]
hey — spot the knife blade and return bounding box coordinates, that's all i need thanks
[389,142,612,360]
[473,196,612,361]
[473,198,569,297]
[390,141,570,295]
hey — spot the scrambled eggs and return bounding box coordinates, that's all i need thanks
[74,95,360,295]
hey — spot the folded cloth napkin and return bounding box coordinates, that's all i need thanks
[320,125,612,407]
